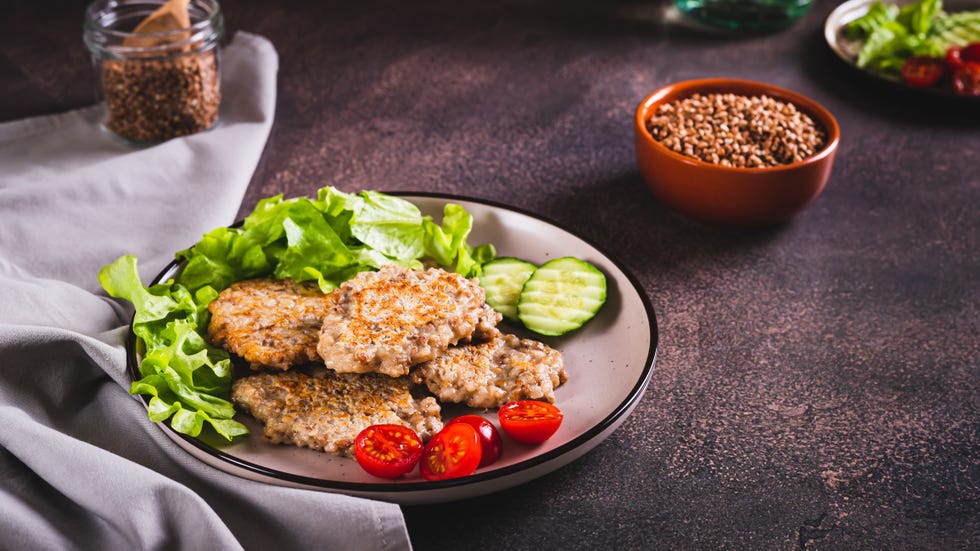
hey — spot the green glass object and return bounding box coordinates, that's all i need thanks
[675,0,813,32]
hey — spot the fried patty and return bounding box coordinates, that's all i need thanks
[413,333,567,408]
[317,264,501,377]
[231,368,443,457]
[207,278,331,371]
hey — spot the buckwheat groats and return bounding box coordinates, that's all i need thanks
[101,49,220,143]
[645,92,827,168]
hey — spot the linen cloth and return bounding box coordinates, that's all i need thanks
[0,32,410,551]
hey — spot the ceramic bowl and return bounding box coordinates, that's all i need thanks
[634,78,840,226]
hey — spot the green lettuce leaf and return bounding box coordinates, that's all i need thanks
[350,190,426,260]
[100,255,246,440]
[99,255,180,324]
[851,0,950,74]
[897,0,942,37]
[422,203,496,277]
[176,226,271,293]
[856,18,943,72]
[847,1,900,38]
[274,201,360,284]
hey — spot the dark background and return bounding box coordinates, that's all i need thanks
[3,0,978,548]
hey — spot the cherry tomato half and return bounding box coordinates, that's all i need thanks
[498,400,564,444]
[952,64,980,96]
[353,424,423,479]
[420,422,482,481]
[901,56,945,88]
[448,415,503,467]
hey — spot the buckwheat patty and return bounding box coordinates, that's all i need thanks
[231,368,443,457]
[413,333,567,409]
[207,278,331,371]
[317,264,502,378]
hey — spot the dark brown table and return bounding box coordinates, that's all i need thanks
[5,0,977,548]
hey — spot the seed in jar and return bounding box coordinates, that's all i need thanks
[645,93,827,168]
[102,50,221,143]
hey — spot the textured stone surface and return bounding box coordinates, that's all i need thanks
[4,1,977,548]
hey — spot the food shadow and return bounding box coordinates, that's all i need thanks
[546,172,788,288]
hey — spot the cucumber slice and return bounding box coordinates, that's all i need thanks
[479,257,538,322]
[517,257,607,336]
[935,11,980,47]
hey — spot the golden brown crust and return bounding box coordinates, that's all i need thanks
[207,278,332,371]
[413,334,567,408]
[317,264,501,377]
[231,368,443,457]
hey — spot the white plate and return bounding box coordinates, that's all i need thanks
[129,193,658,505]
[824,0,980,98]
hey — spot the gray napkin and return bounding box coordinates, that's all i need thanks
[0,31,411,551]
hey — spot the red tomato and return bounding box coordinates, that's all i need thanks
[952,64,980,96]
[947,44,980,71]
[420,423,482,481]
[353,424,423,479]
[900,56,945,88]
[961,43,980,64]
[448,415,503,467]
[946,46,965,71]
[498,400,564,444]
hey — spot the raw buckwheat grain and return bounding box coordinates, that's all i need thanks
[102,50,220,143]
[645,93,826,168]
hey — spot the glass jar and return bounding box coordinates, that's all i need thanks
[83,0,224,145]
[675,0,813,32]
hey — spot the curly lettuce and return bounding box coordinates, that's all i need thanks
[100,187,496,440]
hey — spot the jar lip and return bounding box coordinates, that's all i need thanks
[84,0,223,56]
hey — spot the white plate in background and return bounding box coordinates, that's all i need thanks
[824,0,980,98]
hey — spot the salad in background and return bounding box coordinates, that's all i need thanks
[846,0,980,95]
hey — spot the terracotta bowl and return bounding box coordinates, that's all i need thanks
[634,78,840,226]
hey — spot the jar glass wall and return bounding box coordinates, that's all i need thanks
[83,0,224,146]
[675,0,813,32]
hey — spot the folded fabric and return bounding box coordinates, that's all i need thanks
[0,31,411,551]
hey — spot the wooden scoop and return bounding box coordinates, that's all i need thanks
[123,0,192,49]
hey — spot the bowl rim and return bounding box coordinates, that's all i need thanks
[634,78,841,174]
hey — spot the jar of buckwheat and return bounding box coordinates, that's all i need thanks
[83,0,223,145]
